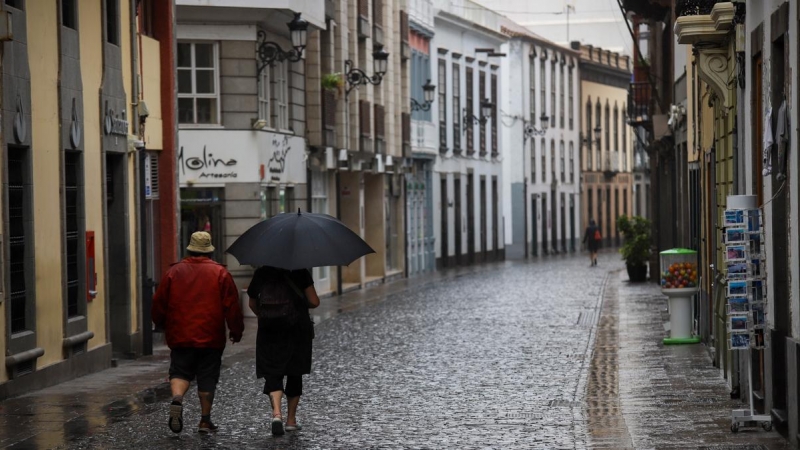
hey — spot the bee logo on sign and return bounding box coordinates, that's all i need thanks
[103,101,129,136]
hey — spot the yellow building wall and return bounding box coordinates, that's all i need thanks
[28,1,63,368]
[580,78,635,236]
[120,0,139,336]
[81,1,107,349]
[140,36,163,150]
[581,80,631,160]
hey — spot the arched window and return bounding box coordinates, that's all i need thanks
[613,103,619,152]
[569,142,575,183]
[541,138,546,181]
[622,107,628,171]
[585,99,592,170]
[595,101,601,170]
[604,102,610,156]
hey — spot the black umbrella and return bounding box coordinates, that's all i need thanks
[226,210,375,270]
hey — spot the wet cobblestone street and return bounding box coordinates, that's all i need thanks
[1,253,792,449]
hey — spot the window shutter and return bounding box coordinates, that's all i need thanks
[149,154,160,198]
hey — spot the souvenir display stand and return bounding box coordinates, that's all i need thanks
[660,249,701,345]
[724,195,771,433]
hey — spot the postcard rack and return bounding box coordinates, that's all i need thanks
[723,198,771,433]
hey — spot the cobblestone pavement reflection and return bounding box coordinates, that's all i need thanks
[8,252,790,449]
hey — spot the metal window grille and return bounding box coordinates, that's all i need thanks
[149,153,160,198]
[8,148,29,333]
[64,152,82,318]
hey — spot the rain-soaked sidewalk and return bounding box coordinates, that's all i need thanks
[0,253,794,449]
[586,270,792,449]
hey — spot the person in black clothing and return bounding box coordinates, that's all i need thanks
[247,266,321,436]
[583,219,601,267]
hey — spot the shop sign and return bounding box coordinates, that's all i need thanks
[178,130,261,185]
[178,130,305,186]
[103,101,129,136]
[261,132,305,184]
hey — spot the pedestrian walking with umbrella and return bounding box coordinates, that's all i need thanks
[227,210,374,437]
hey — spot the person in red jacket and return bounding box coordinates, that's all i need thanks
[152,231,244,434]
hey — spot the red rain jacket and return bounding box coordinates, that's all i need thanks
[152,257,244,349]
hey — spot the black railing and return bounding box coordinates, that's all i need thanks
[676,0,720,16]
[628,82,652,126]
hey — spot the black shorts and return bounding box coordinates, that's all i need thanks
[169,348,223,392]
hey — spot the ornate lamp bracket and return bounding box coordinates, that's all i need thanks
[256,30,303,77]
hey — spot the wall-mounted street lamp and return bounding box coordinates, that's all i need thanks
[256,13,309,76]
[524,114,550,139]
[410,79,436,111]
[345,46,390,97]
[462,99,493,132]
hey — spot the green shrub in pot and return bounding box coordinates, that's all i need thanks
[617,215,651,282]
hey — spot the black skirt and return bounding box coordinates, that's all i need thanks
[256,319,313,378]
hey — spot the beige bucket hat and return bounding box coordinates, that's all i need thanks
[186,231,215,253]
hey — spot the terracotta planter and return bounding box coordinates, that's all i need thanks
[626,263,648,283]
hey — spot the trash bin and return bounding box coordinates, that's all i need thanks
[241,288,256,318]
[660,248,700,345]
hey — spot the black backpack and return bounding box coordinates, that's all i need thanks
[257,272,301,325]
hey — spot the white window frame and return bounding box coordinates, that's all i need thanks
[177,41,221,127]
[258,67,272,126]
[271,62,291,132]
[311,171,330,283]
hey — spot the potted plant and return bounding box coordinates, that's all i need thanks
[321,72,344,96]
[617,215,651,282]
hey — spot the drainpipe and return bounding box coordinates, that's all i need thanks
[130,0,152,356]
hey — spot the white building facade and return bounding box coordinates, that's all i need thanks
[406,0,437,276]
[500,23,582,258]
[175,1,325,292]
[431,1,506,267]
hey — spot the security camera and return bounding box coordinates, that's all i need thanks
[137,101,150,120]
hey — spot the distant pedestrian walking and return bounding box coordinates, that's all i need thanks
[247,266,320,436]
[583,220,601,266]
[152,231,244,435]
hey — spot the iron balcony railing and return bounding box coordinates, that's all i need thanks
[628,82,653,126]
[676,0,720,17]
